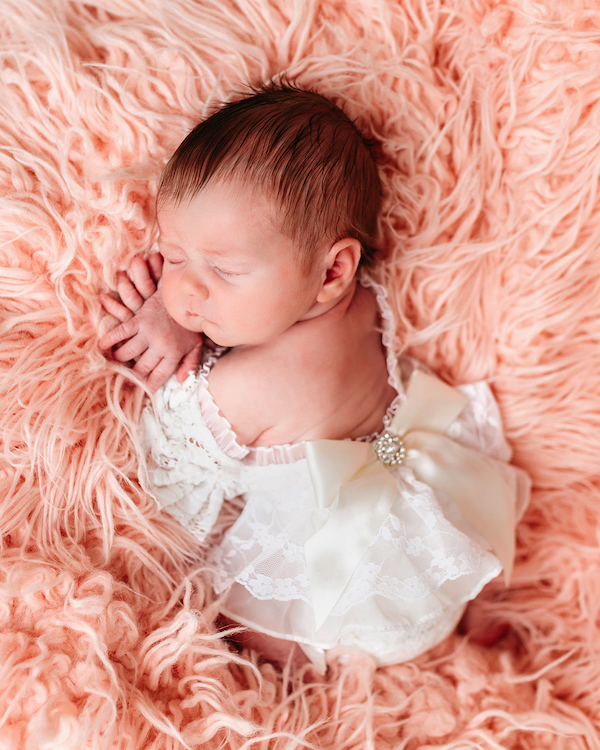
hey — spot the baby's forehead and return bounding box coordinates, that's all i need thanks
[157,177,284,225]
[157,179,293,242]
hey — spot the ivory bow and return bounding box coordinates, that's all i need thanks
[304,370,516,630]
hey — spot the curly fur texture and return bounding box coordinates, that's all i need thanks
[1,0,600,747]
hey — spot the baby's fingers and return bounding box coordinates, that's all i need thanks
[130,254,158,299]
[147,252,164,284]
[116,270,145,313]
[144,358,180,392]
[176,342,203,382]
[100,293,134,323]
[111,335,152,363]
[98,317,140,352]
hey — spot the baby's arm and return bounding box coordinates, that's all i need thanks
[99,253,203,391]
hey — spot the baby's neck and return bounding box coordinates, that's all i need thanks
[229,278,359,357]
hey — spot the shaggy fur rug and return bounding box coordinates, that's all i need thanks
[1,0,600,747]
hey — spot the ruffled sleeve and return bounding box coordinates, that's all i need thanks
[138,370,247,543]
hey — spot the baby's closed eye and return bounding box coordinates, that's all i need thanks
[209,262,240,280]
[160,250,186,266]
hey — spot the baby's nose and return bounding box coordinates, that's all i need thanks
[180,270,208,299]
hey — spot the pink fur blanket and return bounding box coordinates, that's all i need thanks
[1,0,599,747]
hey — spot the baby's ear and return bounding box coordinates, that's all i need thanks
[316,238,362,303]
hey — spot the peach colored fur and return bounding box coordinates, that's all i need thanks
[1,0,599,747]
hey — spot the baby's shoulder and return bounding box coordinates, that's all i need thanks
[206,315,340,446]
[206,284,392,447]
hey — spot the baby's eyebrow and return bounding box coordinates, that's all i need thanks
[157,239,184,252]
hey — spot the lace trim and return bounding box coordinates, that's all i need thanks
[196,277,404,464]
[358,274,404,439]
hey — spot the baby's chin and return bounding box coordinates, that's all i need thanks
[194,318,277,348]
[202,326,261,349]
[198,320,234,347]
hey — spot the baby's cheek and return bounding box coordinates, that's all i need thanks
[158,282,171,309]
[159,278,179,317]
[229,296,256,324]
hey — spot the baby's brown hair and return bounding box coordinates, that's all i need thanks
[157,81,382,270]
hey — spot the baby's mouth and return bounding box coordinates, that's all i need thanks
[186,309,215,328]
[185,306,204,318]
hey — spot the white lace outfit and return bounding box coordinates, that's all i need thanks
[139,279,530,671]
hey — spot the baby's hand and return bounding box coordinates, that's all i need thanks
[99,253,203,392]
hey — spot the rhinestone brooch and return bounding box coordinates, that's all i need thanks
[373,431,406,466]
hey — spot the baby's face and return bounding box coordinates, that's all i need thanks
[157,180,325,347]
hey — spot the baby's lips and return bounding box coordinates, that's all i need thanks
[185,306,212,323]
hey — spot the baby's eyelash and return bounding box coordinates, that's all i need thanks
[211,264,238,280]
